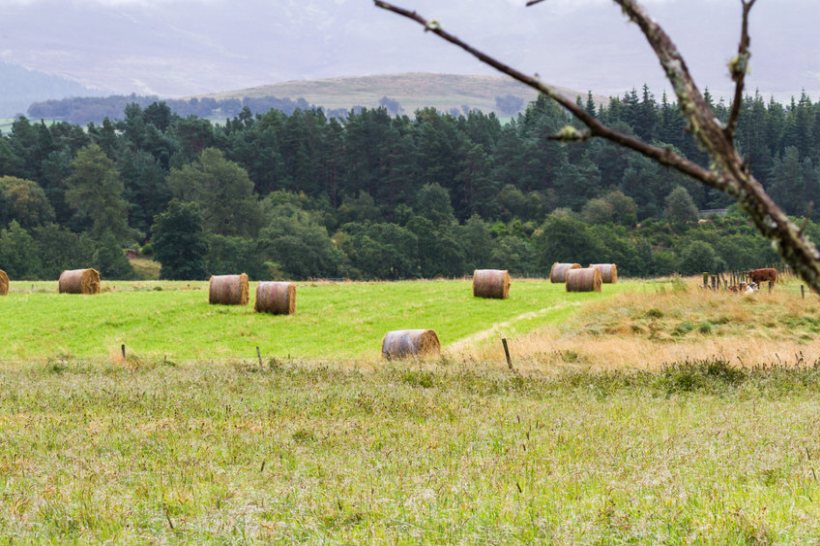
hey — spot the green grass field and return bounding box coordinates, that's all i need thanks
[1,279,817,543]
[0,279,633,362]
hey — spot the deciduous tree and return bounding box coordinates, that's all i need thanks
[65,144,133,241]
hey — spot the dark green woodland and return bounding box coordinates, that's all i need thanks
[1,87,819,280]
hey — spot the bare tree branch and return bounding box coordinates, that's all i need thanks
[373,0,820,292]
[373,1,722,187]
[725,0,757,142]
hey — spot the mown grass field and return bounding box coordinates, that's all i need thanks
[0,278,818,543]
[0,279,633,362]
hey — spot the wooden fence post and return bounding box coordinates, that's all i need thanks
[501,338,513,371]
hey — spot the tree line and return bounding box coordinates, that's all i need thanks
[27,94,316,125]
[1,87,818,281]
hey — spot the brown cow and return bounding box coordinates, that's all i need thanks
[748,268,777,284]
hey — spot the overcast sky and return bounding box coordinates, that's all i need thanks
[0,0,818,99]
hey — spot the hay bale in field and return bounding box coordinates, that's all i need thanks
[549,262,581,283]
[209,273,249,305]
[472,269,511,299]
[589,263,618,283]
[0,270,8,295]
[566,267,602,292]
[255,281,296,315]
[381,329,441,359]
[58,268,101,294]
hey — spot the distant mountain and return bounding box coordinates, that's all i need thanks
[0,62,100,118]
[202,73,604,118]
[25,73,601,125]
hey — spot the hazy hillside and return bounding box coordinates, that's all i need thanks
[27,73,603,124]
[202,73,603,117]
[0,62,99,118]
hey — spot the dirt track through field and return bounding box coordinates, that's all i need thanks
[446,301,582,354]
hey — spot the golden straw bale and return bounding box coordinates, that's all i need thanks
[209,273,249,305]
[0,270,8,295]
[589,263,618,283]
[255,281,296,315]
[472,269,511,299]
[381,329,441,359]
[566,267,603,292]
[549,262,581,283]
[58,268,101,294]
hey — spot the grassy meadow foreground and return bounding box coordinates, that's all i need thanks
[0,278,818,542]
[0,360,817,542]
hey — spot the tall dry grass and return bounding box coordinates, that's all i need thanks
[455,278,819,371]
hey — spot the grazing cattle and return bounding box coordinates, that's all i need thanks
[748,268,777,284]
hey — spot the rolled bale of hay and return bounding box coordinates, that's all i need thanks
[589,263,618,283]
[549,262,581,283]
[381,329,441,359]
[0,270,8,296]
[209,273,249,305]
[58,268,101,294]
[255,281,296,315]
[472,269,511,299]
[566,267,602,292]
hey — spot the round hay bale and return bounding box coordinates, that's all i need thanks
[381,329,441,359]
[566,268,602,292]
[589,263,618,283]
[0,270,8,296]
[58,268,101,294]
[472,269,511,299]
[255,281,296,315]
[549,262,581,283]
[209,273,249,305]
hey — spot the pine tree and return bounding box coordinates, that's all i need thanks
[65,144,134,242]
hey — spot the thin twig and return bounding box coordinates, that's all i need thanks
[373,0,820,292]
[725,0,757,141]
